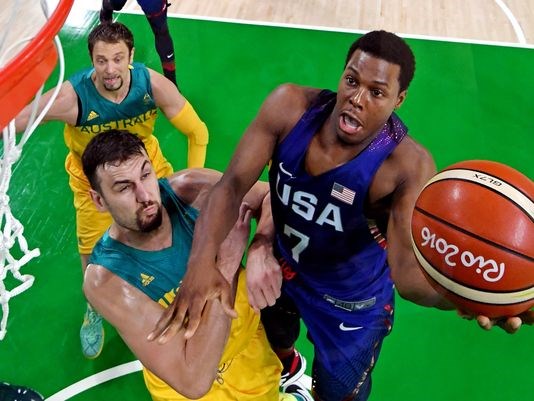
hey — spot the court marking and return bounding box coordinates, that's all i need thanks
[45,360,312,400]
[494,0,526,44]
[145,10,534,50]
[46,360,142,401]
[74,3,534,50]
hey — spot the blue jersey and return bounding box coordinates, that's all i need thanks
[269,90,407,306]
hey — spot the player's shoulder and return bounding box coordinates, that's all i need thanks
[268,83,322,108]
[395,135,433,162]
[261,84,322,132]
[167,168,222,207]
[389,135,436,185]
[83,263,116,297]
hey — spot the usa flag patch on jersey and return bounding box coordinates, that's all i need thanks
[331,182,355,205]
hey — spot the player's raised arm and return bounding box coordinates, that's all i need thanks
[149,84,304,341]
[385,138,454,309]
[14,81,78,133]
[149,68,208,168]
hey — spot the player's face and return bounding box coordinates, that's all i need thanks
[95,152,163,233]
[333,50,406,145]
[91,40,133,92]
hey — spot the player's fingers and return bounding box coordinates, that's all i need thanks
[263,277,281,305]
[157,320,182,344]
[183,300,204,340]
[255,291,268,310]
[247,286,263,311]
[156,291,190,342]
[261,286,278,307]
[269,275,282,299]
[240,204,253,224]
[520,309,534,325]
[147,305,176,341]
[476,315,492,330]
[220,285,238,319]
[500,317,522,334]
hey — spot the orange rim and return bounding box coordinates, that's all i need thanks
[0,0,74,130]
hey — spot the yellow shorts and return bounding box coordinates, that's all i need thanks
[65,147,173,254]
[143,271,282,401]
[144,322,281,401]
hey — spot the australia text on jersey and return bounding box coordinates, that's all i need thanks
[79,109,157,134]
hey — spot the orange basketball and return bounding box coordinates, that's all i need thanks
[411,160,534,318]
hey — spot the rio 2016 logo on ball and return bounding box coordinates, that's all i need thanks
[410,160,534,318]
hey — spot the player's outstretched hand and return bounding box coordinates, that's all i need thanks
[148,260,237,343]
[246,240,282,313]
[458,309,534,334]
[476,309,534,334]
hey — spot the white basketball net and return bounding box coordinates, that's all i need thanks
[0,0,66,340]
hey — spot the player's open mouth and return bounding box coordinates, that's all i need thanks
[339,113,363,134]
[104,76,118,84]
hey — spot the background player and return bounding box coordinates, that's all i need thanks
[14,22,208,359]
[149,29,533,401]
[100,0,179,87]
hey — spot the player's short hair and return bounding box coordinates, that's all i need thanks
[345,30,415,92]
[88,22,134,56]
[82,130,147,192]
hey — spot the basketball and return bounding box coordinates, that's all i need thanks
[411,160,534,318]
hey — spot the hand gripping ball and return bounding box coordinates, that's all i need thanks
[411,160,534,318]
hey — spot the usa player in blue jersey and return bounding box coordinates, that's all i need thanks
[150,30,534,400]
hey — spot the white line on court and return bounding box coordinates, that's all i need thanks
[65,4,534,49]
[120,8,534,50]
[45,360,142,401]
[45,359,312,400]
[494,0,527,44]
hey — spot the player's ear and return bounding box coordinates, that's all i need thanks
[129,47,135,64]
[395,90,407,109]
[90,189,108,212]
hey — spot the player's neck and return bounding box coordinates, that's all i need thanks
[305,127,375,176]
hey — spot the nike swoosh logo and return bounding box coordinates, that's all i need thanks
[166,53,174,59]
[339,322,363,331]
[279,162,294,178]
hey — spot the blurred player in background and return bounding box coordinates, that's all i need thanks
[100,0,179,87]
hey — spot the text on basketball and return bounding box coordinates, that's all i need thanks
[419,227,505,282]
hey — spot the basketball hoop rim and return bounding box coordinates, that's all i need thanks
[0,0,74,131]
[0,0,74,87]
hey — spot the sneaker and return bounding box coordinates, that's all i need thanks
[283,383,314,401]
[80,304,104,359]
[280,349,307,388]
[0,382,44,401]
